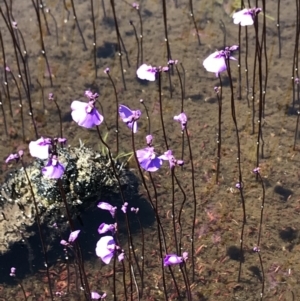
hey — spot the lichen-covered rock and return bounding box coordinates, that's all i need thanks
[0,145,134,254]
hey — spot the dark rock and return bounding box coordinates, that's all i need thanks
[0,145,134,254]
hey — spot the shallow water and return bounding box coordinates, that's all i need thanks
[0,0,300,300]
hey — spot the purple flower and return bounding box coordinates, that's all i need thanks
[91,292,107,300]
[57,137,67,144]
[253,246,260,252]
[69,230,80,242]
[71,100,104,128]
[136,64,157,81]
[10,267,16,277]
[235,182,242,189]
[163,254,183,266]
[253,167,260,174]
[132,2,139,9]
[121,202,128,214]
[118,251,125,262]
[29,137,52,160]
[232,8,262,26]
[42,156,65,179]
[168,59,178,65]
[5,153,20,164]
[136,146,163,172]
[182,252,188,261]
[119,105,141,133]
[95,236,118,264]
[60,230,81,246]
[84,90,99,101]
[203,47,238,77]
[131,207,139,214]
[146,135,153,146]
[98,223,116,235]
[174,112,187,130]
[97,202,117,218]
[159,150,184,169]
[48,93,54,101]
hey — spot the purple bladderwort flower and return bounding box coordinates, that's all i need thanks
[42,155,65,179]
[118,251,125,262]
[95,235,120,264]
[71,91,103,128]
[146,134,153,146]
[132,2,139,9]
[214,86,221,94]
[136,146,163,172]
[57,137,67,144]
[48,93,54,101]
[52,223,58,229]
[12,21,18,29]
[98,223,116,235]
[136,63,157,81]
[5,66,11,72]
[5,150,23,164]
[104,67,110,74]
[29,137,52,160]
[131,207,139,214]
[203,46,239,77]
[60,230,81,246]
[69,230,80,242]
[163,252,188,266]
[159,150,184,169]
[97,202,117,218]
[119,104,141,133]
[232,8,262,26]
[182,252,188,261]
[253,167,260,174]
[10,267,16,277]
[159,66,169,72]
[168,59,178,65]
[84,90,99,101]
[253,246,260,252]
[91,291,107,300]
[174,112,187,130]
[235,182,242,189]
[121,202,128,214]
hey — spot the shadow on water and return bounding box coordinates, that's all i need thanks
[0,171,155,284]
[97,42,118,59]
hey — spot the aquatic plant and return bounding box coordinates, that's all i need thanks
[1,0,300,300]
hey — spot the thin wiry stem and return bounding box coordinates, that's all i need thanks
[0,30,12,117]
[225,59,246,282]
[10,69,25,141]
[189,0,201,45]
[255,170,266,301]
[0,91,8,137]
[70,0,87,50]
[20,159,54,300]
[216,76,222,184]
[130,20,140,70]
[90,0,97,78]
[105,70,119,154]
[31,0,53,87]
[277,0,282,58]
[161,0,173,98]
[110,0,127,90]
[0,4,38,138]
